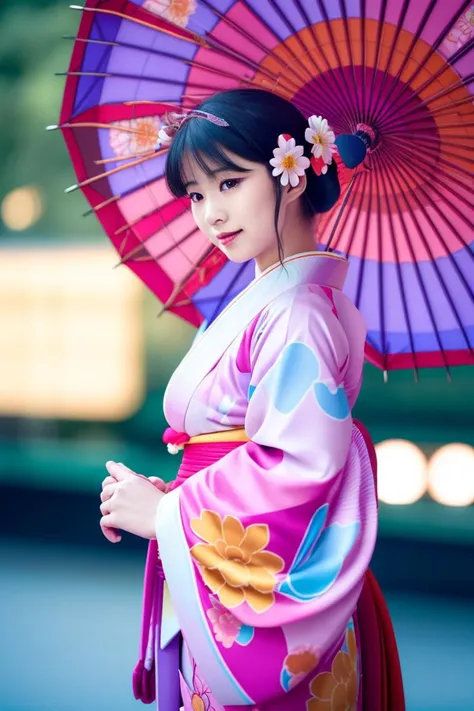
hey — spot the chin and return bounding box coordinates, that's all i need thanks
[227,240,264,264]
[224,251,254,264]
[216,242,254,263]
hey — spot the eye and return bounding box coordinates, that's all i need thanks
[221,178,242,191]
[188,192,203,203]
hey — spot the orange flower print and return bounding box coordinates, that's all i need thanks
[190,510,284,613]
[109,117,160,158]
[282,646,319,690]
[306,626,358,711]
[143,0,197,27]
[191,694,206,711]
[186,660,215,711]
[440,5,474,56]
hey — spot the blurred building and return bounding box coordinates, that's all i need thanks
[0,2,473,711]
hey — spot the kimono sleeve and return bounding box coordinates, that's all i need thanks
[156,286,378,707]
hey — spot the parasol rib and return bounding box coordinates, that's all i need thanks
[324,171,363,252]
[374,0,469,125]
[390,157,474,356]
[381,153,452,376]
[62,34,298,97]
[378,74,474,133]
[365,0,389,127]
[318,164,361,250]
[354,170,374,312]
[366,0,411,125]
[70,4,210,47]
[64,148,167,193]
[376,154,419,377]
[333,171,369,256]
[288,0,361,128]
[117,227,201,266]
[386,139,474,220]
[206,261,252,325]
[337,0,366,125]
[386,150,474,303]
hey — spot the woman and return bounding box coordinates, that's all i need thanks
[99,89,404,711]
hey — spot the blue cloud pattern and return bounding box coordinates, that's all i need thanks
[236,624,254,646]
[268,342,350,419]
[281,668,293,692]
[278,504,359,602]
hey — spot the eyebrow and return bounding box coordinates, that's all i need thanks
[184,166,248,190]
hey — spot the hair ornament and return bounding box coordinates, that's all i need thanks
[269,133,311,187]
[305,115,338,176]
[158,109,229,147]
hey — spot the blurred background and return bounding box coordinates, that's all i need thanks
[0,2,473,710]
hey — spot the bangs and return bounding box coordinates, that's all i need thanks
[165,118,251,197]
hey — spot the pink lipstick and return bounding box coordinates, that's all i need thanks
[217,230,242,246]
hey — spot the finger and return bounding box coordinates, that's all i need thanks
[118,462,140,476]
[102,475,117,489]
[100,522,121,544]
[105,461,133,481]
[100,483,118,503]
[101,524,121,543]
[149,476,167,492]
[100,500,112,517]
[101,513,119,533]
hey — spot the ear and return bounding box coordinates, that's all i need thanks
[283,172,307,205]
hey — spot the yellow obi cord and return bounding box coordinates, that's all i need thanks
[186,428,250,446]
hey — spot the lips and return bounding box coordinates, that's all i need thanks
[216,230,242,246]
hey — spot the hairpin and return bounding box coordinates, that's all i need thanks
[158,109,229,147]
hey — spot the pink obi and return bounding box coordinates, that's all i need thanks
[133,429,248,706]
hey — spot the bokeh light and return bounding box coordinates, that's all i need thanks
[376,439,428,505]
[428,443,474,507]
[1,185,44,230]
[0,244,144,420]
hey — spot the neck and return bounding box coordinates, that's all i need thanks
[254,213,317,273]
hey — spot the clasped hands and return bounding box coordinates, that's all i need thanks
[100,461,167,542]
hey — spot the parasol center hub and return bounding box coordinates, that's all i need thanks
[355,123,379,151]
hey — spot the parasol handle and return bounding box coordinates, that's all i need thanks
[324,169,363,253]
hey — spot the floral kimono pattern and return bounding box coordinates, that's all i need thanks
[155,253,378,710]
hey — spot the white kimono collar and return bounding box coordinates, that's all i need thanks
[164,252,348,432]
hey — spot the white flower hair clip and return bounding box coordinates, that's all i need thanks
[305,115,337,175]
[269,134,310,187]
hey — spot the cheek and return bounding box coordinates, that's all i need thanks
[191,203,206,232]
[255,191,277,233]
[246,180,276,226]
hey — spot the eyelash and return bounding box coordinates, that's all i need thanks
[189,178,243,203]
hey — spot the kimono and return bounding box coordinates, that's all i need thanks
[135,252,404,710]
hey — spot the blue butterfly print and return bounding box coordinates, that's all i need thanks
[278,504,359,602]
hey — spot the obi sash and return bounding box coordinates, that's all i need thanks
[132,432,249,708]
[132,424,405,711]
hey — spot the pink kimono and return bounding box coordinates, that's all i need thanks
[134,252,403,710]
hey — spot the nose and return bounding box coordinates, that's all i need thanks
[204,194,227,229]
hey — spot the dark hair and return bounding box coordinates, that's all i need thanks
[165,89,340,260]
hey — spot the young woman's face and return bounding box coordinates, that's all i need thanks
[182,150,282,271]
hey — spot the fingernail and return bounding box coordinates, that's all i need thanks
[106,460,116,468]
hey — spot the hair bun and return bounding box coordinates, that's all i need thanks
[305,160,340,214]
